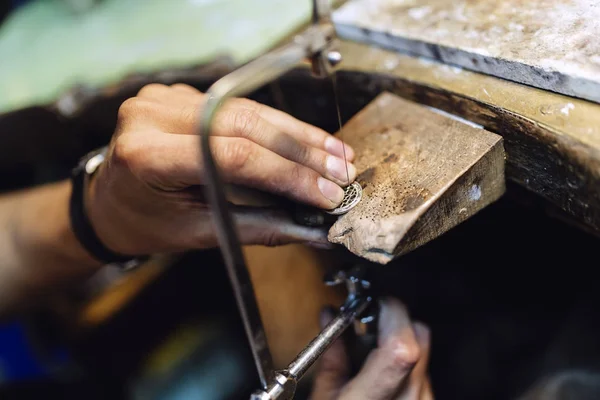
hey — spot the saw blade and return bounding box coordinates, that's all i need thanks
[331,72,350,186]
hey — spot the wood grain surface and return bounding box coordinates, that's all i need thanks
[325,40,600,235]
[328,93,505,264]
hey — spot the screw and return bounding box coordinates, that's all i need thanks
[327,51,343,67]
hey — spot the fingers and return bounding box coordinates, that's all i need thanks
[420,380,434,400]
[133,84,357,183]
[376,299,419,350]
[150,200,334,251]
[396,322,432,400]
[340,298,421,400]
[125,186,334,251]
[310,308,351,400]
[137,83,354,160]
[136,83,202,107]
[170,83,203,96]
[214,104,356,186]
[114,132,345,209]
[233,99,355,161]
[304,299,432,400]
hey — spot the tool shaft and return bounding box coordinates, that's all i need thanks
[200,43,305,388]
[288,296,371,379]
[200,0,341,390]
[250,296,372,400]
[201,25,338,388]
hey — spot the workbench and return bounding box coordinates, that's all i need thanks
[1,1,600,399]
[2,0,599,235]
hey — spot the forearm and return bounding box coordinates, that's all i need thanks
[0,180,101,318]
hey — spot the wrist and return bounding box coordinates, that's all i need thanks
[15,181,102,270]
[85,167,130,255]
[71,147,148,267]
[58,182,105,268]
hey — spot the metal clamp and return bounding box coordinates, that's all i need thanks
[251,265,378,399]
[325,265,379,337]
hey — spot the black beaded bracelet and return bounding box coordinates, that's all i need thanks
[70,146,147,268]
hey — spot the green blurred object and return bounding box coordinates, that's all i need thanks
[0,0,316,113]
[60,0,102,14]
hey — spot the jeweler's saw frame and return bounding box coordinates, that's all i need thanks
[198,1,374,399]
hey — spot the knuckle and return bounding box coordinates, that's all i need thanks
[117,97,142,121]
[116,97,157,127]
[278,163,315,203]
[170,83,192,90]
[171,83,204,95]
[112,133,144,172]
[384,338,421,371]
[261,230,285,247]
[136,83,167,97]
[217,138,253,173]
[290,162,304,185]
[280,162,304,195]
[237,98,262,111]
[231,107,262,139]
[294,141,312,165]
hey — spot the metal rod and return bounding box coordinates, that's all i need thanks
[200,42,313,389]
[288,296,372,379]
[199,0,338,388]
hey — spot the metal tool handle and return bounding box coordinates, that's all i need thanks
[199,9,341,392]
[251,296,372,400]
[200,42,310,389]
[199,0,342,392]
[290,295,371,378]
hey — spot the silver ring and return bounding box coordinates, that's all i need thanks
[326,182,363,215]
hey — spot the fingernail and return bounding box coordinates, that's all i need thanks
[325,136,355,160]
[345,144,356,160]
[326,156,357,182]
[318,177,344,205]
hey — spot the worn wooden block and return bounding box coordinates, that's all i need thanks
[325,39,600,235]
[328,93,505,264]
[333,0,600,103]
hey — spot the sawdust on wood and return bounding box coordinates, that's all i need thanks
[333,0,600,103]
[328,92,505,264]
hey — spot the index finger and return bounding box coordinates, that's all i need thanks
[246,100,356,162]
[124,132,345,209]
[134,85,355,162]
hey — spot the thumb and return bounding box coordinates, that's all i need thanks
[233,206,334,248]
[309,307,351,400]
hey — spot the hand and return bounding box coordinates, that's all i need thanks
[87,83,357,255]
[310,298,433,400]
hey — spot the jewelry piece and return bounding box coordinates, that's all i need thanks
[327,182,362,215]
